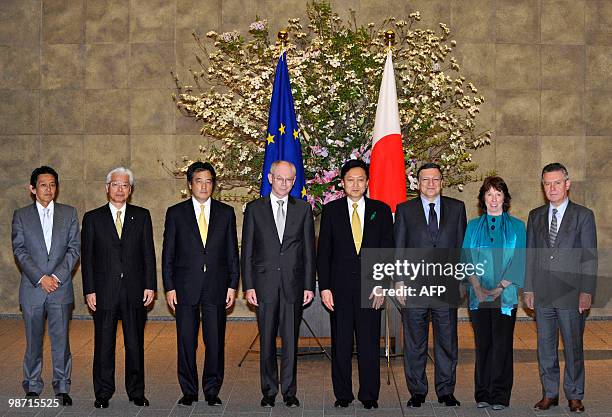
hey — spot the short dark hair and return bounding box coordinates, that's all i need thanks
[30,166,59,188]
[417,162,442,180]
[187,161,216,187]
[340,159,369,180]
[478,176,511,213]
[541,162,569,180]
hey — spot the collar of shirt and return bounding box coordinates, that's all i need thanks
[109,202,126,225]
[420,194,441,225]
[192,196,211,223]
[270,193,289,221]
[549,198,569,227]
[346,196,365,232]
[36,200,54,217]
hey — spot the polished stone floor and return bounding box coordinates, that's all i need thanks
[0,318,611,417]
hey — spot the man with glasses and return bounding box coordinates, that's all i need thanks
[394,162,467,408]
[524,163,597,414]
[241,160,316,408]
[82,167,156,409]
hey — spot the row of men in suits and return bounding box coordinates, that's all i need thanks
[12,159,596,413]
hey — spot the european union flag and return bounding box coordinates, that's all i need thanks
[260,52,306,199]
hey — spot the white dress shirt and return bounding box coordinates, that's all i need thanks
[346,196,365,233]
[420,195,441,227]
[270,193,289,241]
[192,196,211,225]
[548,198,569,230]
[109,202,126,230]
[36,200,59,283]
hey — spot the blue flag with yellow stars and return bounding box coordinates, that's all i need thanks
[260,52,306,199]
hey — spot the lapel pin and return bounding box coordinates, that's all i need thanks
[370,211,377,221]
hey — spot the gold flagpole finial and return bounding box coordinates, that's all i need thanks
[384,30,396,53]
[278,30,288,54]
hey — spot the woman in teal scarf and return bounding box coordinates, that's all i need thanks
[462,177,526,410]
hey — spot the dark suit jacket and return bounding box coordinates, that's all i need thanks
[394,195,467,306]
[317,197,394,302]
[525,200,597,308]
[241,195,316,304]
[81,204,157,309]
[162,198,240,306]
[12,202,80,306]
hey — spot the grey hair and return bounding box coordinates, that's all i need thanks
[269,160,296,176]
[105,167,135,186]
[541,162,569,182]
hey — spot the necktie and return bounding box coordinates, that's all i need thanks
[276,200,285,243]
[115,210,123,239]
[428,202,438,239]
[42,207,52,253]
[549,208,558,247]
[351,202,362,253]
[198,204,208,246]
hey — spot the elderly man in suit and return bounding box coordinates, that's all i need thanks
[162,161,240,407]
[82,167,156,409]
[394,162,467,408]
[317,159,394,410]
[12,166,80,406]
[524,163,597,414]
[241,160,316,408]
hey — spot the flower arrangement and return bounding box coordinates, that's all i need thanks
[172,1,491,213]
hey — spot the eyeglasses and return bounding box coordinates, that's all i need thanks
[108,182,131,189]
[273,176,295,185]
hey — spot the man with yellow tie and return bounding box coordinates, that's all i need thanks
[162,162,240,407]
[316,159,394,410]
[82,167,156,409]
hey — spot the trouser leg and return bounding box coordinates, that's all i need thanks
[175,304,200,397]
[21,304,45,395]
[46,302,73,394]
[330,300,355,402]
[535,307,561,398]
[401,307,430,396]
[201,303,226,396]
[355,303,381,402]
[431,307,458,397]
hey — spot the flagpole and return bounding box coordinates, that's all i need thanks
[278,29,288,56]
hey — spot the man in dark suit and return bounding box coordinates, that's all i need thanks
[82,167,156,409]
[162,161,240,407]
[394,162,467,408]
[317,159,393,410]
[524,163,597,414]
[12,166,80,406]
[241,160,316,408]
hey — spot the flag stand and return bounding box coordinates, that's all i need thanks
[237,317,331,367]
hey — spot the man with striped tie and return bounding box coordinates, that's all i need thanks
[162,162,240,407]
[524,163,598,414]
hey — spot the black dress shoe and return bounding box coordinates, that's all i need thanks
[261,395,275,407]
[129,396,149,406]
[362,400,378,409]
[177,395,198,406]
[25,392,39,398]
[205,395,222,406]
[407,394,426,407]
[438,394,461,406]
[94,398,109,408]
[284,396,300,407]
[56,393,72,406]
[334,399,351,408]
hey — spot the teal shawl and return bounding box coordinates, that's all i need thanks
[464,212,525,315]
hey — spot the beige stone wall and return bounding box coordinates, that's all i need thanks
[1,0,610,316]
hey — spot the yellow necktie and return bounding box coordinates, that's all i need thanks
[351,202,362,253]
[115,210,122,239]
[198,204,208,246]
